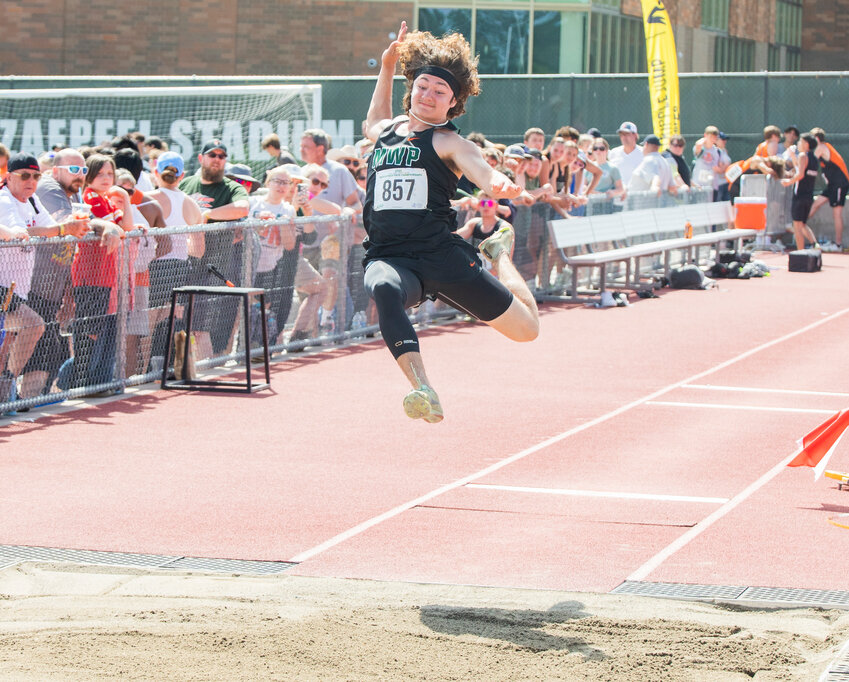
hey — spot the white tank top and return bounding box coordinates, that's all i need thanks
[156,187,189,260]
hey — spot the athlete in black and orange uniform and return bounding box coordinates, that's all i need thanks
[810,128,849,249]
[363,21,539,423]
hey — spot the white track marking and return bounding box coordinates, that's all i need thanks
[818,634,849,682]
[466,484,729,504]
[683,384,849,398]
[628,450,806,582]
[646,401,836,415]
[290,306,849,564]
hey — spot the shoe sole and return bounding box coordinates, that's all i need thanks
[479,227,515,262]
[403,390,444,424]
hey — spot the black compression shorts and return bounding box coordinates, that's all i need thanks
[822,183,849,208]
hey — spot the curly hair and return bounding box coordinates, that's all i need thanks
[398,31,481,119]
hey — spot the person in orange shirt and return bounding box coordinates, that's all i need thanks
[755,125,781,158]
[809,127,849,250]
[0,144,9,180]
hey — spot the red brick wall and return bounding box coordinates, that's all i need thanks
[0,1,413,76]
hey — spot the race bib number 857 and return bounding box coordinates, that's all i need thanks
[374,168,428,211]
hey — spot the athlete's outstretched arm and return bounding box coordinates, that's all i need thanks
[444,135,524,200]
[366,21,408,141]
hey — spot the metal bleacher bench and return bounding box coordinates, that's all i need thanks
[547,201,759,300]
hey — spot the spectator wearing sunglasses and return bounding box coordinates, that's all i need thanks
[179,139,250,356]
[457,196,510,272]
[588,138,626,201]
[662,134,691,188]
[300,163,344,336]
[0,153,94,403]
[22,149,120,397]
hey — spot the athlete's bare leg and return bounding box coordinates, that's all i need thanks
[808,195,828,219]
[793,220,818,251]
[484,251,539,342]
[833,205,844,246]
[397,351,443,423]
[397,351,432,390]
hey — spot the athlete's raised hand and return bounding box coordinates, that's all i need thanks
[381,21,408,70]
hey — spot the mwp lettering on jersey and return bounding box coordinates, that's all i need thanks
[371,145,421,169]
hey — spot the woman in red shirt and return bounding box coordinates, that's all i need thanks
[69,154,133,389]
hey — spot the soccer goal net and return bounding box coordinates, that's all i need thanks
[0,83,321,175]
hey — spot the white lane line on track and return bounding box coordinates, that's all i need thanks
[627,450,800,582]
[683,384,849,398]
[646,401,836,415]
[466,484,729,504]
[289,306,849,564]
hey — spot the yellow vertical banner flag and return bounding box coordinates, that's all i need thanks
[640,0,681,148]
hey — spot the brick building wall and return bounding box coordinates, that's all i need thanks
[0,0,412,76]
[802,0,849,70]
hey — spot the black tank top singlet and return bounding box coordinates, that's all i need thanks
[796,150,818,198]
[470,217,504,242]
[362,118,460,260]
[820,154,849,188]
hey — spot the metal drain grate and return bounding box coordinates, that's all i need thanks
[740,586,849,609]
[612,581,849,609]
[159,557,295,574]
[0,544,296,575]
[612,581,747,600]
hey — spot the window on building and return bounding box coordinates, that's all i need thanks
[476,10,530,74]
[769,0,802,71]
[418,8,472,41]
[702,0,730,32]
[533,10,586,73]
[417,4,589,75]
[775,0,802,47]
[714,35,755,72]
[588,11,645,74]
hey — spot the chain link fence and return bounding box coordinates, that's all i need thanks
[0,185,777,415]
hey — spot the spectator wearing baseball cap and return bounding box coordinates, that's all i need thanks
[608,121,643,186]
[178,138,250,355]
[226,163,260,194]
[628,134,676,197]
[586,127,603,138]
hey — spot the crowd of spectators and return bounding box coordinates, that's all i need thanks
[0,119,845,409]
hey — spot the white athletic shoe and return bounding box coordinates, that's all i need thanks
[478,225,515,262]
[403,385,444,424]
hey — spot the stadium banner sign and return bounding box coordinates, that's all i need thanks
[0,85,326,172]
[640,0,680,147]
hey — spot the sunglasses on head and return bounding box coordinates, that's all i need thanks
[13,170,42,181]
[55,164,88,175]
[310,178,328,189]
[205,151,227,159]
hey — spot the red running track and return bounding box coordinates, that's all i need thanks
[2,251,849,594]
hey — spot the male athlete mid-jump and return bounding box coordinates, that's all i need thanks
[362,21,539,423]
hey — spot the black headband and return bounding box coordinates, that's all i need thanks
[413,65,461,97]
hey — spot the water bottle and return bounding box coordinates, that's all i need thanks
[684,221,693,239]
[351,310,367,335]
